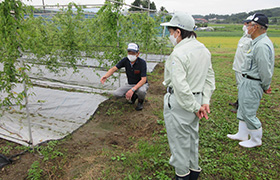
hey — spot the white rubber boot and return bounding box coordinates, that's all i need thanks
[239,127,262,148]
[227,121,249,141]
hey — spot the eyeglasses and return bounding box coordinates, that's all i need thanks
[246,24,256,27]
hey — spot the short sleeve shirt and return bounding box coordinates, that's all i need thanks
[116,57,148,84]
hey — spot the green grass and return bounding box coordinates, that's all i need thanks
[198,48,280,179]
[196,29,280,37]
[196,24,280,37]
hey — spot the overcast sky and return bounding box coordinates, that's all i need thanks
[21,0,280,15]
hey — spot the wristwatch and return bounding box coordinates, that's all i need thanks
[131,88,136,92]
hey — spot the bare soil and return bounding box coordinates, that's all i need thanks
[0,62,166,180]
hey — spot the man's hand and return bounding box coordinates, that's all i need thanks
[100,76,107,84]
[195,106,209,120]
[202,104,210,113]
[264,86,272,94]
[125,89,134,100]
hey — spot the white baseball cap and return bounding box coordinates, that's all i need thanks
[160,12,195,31]
[127,43,139,52]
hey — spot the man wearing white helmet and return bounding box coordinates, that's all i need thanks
[228,15,253,113]
[227,13,274,148]
[161,12,215,180]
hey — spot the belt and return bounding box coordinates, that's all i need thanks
[167,87,200,95]
[242,74,261,81]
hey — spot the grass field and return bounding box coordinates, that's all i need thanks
[196,24,280,38]
[196,36,280,179]
[197,24,280,37]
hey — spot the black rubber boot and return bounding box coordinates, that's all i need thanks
[175,174,190,180]
[189,168,201,180]
[135,99,144,111]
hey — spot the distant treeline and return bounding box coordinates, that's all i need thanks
[29,5,280,25]
[193,7,280,24]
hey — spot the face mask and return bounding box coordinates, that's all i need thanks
[242,25,247,33]
[243,25,250,37]
[127,55,137,62]
[245,25,255,38]
[169,33,178,46]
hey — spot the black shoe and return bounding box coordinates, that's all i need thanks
[176,173,190,180]
[229,100,238,108]
[190,167,201,180]
[135,99,144,111]
[128,93,138,104]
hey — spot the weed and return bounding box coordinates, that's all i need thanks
[27,161,43,180]
[31,140,64,161]
[157,119,165,126]
[111,153,126,161]
[0,146,12,155]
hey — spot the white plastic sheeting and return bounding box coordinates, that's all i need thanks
[0,54,166,146]
[0,85,107,146]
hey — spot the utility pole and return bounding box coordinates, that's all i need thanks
[148,0,150,16]
[42,0,46,13]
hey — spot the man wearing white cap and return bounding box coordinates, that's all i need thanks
[228,15,253,113]
[161,12,215,179]
[227,13,274,148]
[100,43,148,111]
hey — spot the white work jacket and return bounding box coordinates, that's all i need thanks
[163,36,215,113]
[232,34,252,73]
[242,33,275,91]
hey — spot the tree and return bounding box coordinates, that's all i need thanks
[159,6,168,13]
[129,0,156,12]
[129,0,141,11]
[0,0,28,108]
[271,17,277,24]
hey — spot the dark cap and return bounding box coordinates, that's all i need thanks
[243,13,269,28]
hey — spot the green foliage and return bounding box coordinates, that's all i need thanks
[111,153,126,161]
[0,142,13,154]
[0,0,30,108]
[27,161,43,180]
[23,3,85,73]
[31,140,64,161]
[0,1,165,109]
[119,138,172,179]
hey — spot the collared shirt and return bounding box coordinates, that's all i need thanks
[242,33,275,90]
[116,57,147,84]
[232,34,252,73]
[163,37,216,113]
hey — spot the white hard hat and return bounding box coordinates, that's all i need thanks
[160,11,195,31]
